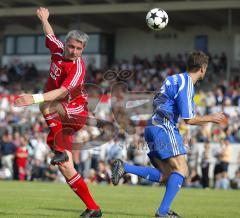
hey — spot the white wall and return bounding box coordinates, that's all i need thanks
[115,25,240,66]
[115,27,192,60]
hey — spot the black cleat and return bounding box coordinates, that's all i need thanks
[80,209,102,217]
[50,151,69,165]
[155,210,183,218]
[111,159,125,185]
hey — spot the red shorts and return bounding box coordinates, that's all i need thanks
[61,100,88,131]
[56,100,88,151]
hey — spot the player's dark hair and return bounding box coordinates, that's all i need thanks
[187,51,209,72]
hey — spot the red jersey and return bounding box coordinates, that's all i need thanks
[16,146,28,167]
[44,34,87,105]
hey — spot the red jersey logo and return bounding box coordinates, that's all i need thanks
[50,63,62,80]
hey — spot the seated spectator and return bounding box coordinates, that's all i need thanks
[184,168,202,188]
[215,172,230,190]
[44,165,58,182]
[86,169,97,185]
[96,160,111,184]
[231,169,240,189]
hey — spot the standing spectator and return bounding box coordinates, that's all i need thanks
[0,131,16,178]
[30,133,48,181]
[0,67,9,86]
[187,137,199,170]
[78,129,92,178]
[201,142,210,188]
[213,139,232,188]
[15,136,28,181]
[204,91,216,114]
[219,139,232,176]
[0,163,11,180]
[215,86,225,105]
[106,139,124,164]
[13,131,21,147]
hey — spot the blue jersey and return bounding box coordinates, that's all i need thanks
[152,72,195,127]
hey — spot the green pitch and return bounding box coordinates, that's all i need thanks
[0,181,239,218]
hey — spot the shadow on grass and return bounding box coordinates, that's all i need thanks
[40,207,152,217]
[39,208,79,213]
[103,210,153,217]
[0,211,52,217]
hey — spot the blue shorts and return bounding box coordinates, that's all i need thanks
[144,120,186,160]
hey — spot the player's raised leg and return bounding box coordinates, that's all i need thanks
[39,101,69,165]
[111,159,162,185]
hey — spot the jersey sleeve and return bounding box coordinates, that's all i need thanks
[45,34,64,54]
[61,58,85,93]
[176,76,195,119]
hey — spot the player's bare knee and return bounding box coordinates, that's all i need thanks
[48,101,59,113]
[39,102,50,114]
[181,159,189,177]
[58,161,70,174]
[58,163,66,173]
[40,102,59,115]
[167,155,188,177]
[175,162,188,177]
[58,158,75,176]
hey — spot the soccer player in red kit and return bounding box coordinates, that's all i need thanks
[15,7,102,218]
[16,136,28,181]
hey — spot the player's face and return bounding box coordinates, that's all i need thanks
[64,38,84,61]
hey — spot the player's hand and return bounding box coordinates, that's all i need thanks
[210,112,227,124]
[14,94,35,107]
[36,7,49,21]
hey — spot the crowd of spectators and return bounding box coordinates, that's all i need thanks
[0,52,240,190]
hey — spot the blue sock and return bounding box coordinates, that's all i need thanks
[158,172,185,215]
[124,163,161,183]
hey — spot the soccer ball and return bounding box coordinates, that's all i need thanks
[146,8,169,30]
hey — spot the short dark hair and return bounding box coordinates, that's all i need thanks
[187,51,209,72]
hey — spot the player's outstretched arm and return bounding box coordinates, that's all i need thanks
[14,87,68,107]
[184,112,226,125]
[36,7,54,35]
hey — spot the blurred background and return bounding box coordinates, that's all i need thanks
[0,0,239,190]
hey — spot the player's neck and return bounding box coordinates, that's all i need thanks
[188,72,199,85]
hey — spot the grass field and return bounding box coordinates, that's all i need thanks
[0,181,239,218]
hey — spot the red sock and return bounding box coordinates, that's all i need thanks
[44,112,65,152]
[19,173,25,181]
[67,173,100,210]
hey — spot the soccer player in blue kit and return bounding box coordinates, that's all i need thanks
[111,51,226,217]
